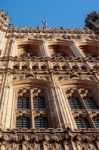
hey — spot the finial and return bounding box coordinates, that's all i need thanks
[41,20,47,29]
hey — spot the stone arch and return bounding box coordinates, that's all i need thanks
[15,39,42,57]
[5,78,59,129]
[60,79,99,129]
[47,40,75,57]
[77,41,99,58]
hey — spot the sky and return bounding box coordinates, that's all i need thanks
[0,0,99,28]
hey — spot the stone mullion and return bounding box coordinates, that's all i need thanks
[10,88,16,129]
[19,59,21,70]
[29,60,32,70]
[4,86,13,129]
[55,86,68,128]
[61,88,77,129]
[71,41,85,58]
[0,54,10,129]
[50,75,63,128]
[78,91,95,128]
[42,40,50,57]
[20,61,22,70]
[1,85,10,129]
[43,88,52,128]
[58,85,74,129]
[70,89,85,129]
[51,75,73,128]
[30,89,34,128]
[0,71,9,129]
[40,41,45,56]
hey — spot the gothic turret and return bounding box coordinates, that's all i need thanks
[85,11,99,34]
[0,10,10,31]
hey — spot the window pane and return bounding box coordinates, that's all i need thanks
[16,117,30,128]
[23,96,30,109]
[35,117,49,128]
[84,97,98,109]
[68,97,82,109]
[23,117,30,128]
[17,96,23,110]
[17,96,30,110]
[33,96,46,109]
[93,116,99,128]
[75,117,91,128]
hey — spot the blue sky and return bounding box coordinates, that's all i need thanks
[0,0,99,28]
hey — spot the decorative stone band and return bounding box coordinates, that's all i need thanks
[0,128,99,149]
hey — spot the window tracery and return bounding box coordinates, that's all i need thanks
[68,96,83,109]
[16,87,49,129]
[83,96,99,109]
[65,85,99,129]
[16,116,30,128]
[35,116,49,128]
[17,96,30,110]
[92,115,99,128]
[75,116,91,129]
[33,96,46,110]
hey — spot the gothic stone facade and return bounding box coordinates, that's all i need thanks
[0,11,99,150]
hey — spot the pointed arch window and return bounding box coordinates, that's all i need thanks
[75,117,91,128]
[16,116,30,128]
[35,117,49,128]
[84,97,99,109]
[93,116,99,128]
[68,96,83,109]
[33,96,46,109]
[17,96,30,110]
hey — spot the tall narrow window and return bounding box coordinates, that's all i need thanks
[17,96,30,110]
[84,97,98,109]
[93,116,99,128]
[33,96,46,109]
[75,117,91,128]
[35,117,49,128]
[68,96,82,109]
[17,96,23,110]
[16,116,30,128]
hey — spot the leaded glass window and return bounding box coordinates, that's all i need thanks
[93,116,99,128]
[16,117,30,128]
[75,117,91,128]
[68,96,82,109]
[35,117,49,128]
[84,97,98,109]
[33,96,46,109]
[17,96,30,110]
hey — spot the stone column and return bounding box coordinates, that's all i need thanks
[49,75,63,128]
[71,40,85,57]
[1,86,10,129]
[42,40,50,57]
[50,75,76,128]
[10,39,17,56]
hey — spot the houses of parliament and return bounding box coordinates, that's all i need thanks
[0,10,99,150]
